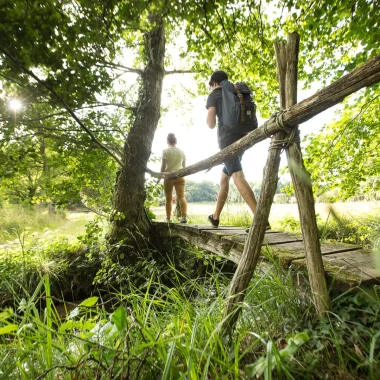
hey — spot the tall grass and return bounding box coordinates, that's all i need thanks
[1,205,379,378]
[0,236,101,308]
[186,207,254,227]
[0,205,67,244]
[278,210,380,248]
[1,255,379,379]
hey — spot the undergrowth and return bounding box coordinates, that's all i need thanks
[1,207,380,378]
[0,232,103,308]
[0,252,379,379]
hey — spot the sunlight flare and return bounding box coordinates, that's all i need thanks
[9,98,22,111]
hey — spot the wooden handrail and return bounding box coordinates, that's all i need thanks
[146,54,380,179]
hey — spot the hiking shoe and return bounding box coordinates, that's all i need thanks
[245,223,271,233]
[163,218,172,223]
[180,216,187,223]
[208,214,219,228]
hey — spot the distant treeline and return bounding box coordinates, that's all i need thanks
[158,179,292,204]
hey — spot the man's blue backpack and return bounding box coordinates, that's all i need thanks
[220,80,258,134]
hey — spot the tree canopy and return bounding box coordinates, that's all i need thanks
[0,0,379,215]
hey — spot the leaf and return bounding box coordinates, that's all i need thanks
[280,332,309,358]
[59,320,74,331]
[111,305,127,331]
[265,340,273,380]
[246,357,266,378]
[80,297,98,307]
[162,340,177,380]
[293,332,309,345]
[0,324,18,335]
[0,308,13,321]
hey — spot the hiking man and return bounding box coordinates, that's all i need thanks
[206,70,258,227]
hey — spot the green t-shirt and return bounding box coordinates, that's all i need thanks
[162,147,186,172]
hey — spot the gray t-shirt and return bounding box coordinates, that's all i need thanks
[206,87,245,148]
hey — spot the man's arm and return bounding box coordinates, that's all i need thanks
[206,107,217,129]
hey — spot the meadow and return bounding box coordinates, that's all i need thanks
[152,201,379,224]
[0,205,93,245]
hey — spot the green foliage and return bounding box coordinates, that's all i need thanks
[222,209,253,228]
[319,211,380,248]
[277,210,380,248]
[181,0,379,115]
[144,179,161,219]
[305,92,380,199]
[186,180,219,203]
[0,235,102,307]
[0,0,134,209]
[1,256,379,379]
[279,215,302,232]
[0,0,117,106]
[246,332,310,378]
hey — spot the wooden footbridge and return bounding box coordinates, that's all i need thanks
[148,33,380,334]
[153,222,380,289]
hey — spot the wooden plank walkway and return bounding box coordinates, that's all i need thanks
[152,222,380,289]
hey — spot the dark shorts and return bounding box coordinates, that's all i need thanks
[222,152,244,176]
[220,134,245,177]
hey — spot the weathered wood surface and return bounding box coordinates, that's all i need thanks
[153,222,380,287]
[293,249,380,289]
[284,32,330,313]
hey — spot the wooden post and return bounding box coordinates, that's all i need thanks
[274,41,287,110]
[221,43,289,335]
[285,33,331,313]
[221,33,331,335]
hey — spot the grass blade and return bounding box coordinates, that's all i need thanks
[162,340,177,380]
[265,340,273,380]
[369,330,380,379]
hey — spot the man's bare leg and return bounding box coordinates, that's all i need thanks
[232,170,257,214]
[213,172,230,220]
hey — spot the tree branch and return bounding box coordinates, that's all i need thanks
[102,61,143,75]
[80,204,108,218]
[327,93,380,150]
[103,61,196,76]
[164,69,197,75]
[19,103,134,125]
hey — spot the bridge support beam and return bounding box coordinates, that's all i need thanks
[284,33,331,314]
[222,33,330,336]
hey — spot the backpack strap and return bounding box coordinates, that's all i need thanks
[233,83,245,122]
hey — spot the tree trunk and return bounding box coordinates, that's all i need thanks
[108,22,165,251]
